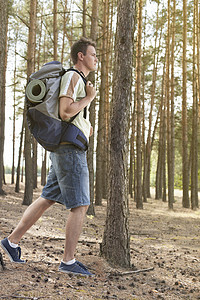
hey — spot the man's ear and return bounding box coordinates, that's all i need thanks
[77,51,84,61]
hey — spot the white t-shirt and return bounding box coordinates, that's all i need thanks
[59,70,91,141]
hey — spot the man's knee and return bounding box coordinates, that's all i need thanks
[71,205,89,214]
[38,197,55,208]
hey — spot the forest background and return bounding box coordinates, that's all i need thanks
[0,0,200,266]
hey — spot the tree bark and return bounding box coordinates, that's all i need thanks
[41,150,47,186]
[144,3,160,201]
[142,10,147,203]
[23,0,37,205]
[53,0,58,61]
[166,0,173,209]
[169,0,175,208]
[101,0,135,267]
[191,0,199,210]
[11,35,18,185]
[129,97,136,198]
[32,139,37,189]
[0,0,8,195]
[15,116,25,193]
[95,0,108,206]
[82,0,87,37]
[155,58,166,200]
[87,0,99,215]
[135,0,143,209]
[182,0,190,208]
[61,0,69,64]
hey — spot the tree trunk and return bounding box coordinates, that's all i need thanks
[182,0,190,208]
[0,0,8,195]
[135,0,143,209]
[166,0,173,209]
[162,60,167,203]
[144,3,160,201]
[95,0,108,206]
[129,97,136,198]
[53,0,58,61]
[41,150,47,186]
[101,0,135,267]
[61,0,69,64]
[142,10,147,203]
[12,38,17,184]
[191,0,199,210]
[15,116,25,193]
[102,0,110,199]
[82,0,87,37]
[169,0,176,208]
[155,59,166,200]
[103,0,114,200]
[87,0,99,215]
[23,0,37,206]
[196,3,200,107]
[32,139,37,189]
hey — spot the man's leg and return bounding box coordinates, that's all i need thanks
[59,205,94,275]
[8,197,54,244]
[63,205,88,262]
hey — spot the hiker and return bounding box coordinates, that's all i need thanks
[1,37,98,276]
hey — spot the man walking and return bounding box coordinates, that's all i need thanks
[1,37,98,277]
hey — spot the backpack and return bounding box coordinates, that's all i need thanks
[25,61,89,152]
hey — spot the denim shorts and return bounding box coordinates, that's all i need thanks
[41,145,90,209]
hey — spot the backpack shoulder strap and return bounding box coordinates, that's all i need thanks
[65,67,87,120]
[66,67,87,85]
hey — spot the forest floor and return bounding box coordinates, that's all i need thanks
[0,182,200,300]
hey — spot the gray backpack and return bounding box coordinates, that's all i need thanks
[26,61,88,151]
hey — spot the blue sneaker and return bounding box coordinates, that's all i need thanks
[0,238,25,263]
[76,260,93,271]
[59,261,94,277]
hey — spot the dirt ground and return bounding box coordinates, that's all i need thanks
[0,183,200,300]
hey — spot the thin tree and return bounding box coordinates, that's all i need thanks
[166,0,173,209]
[144,2,160,201]
[141,9,147,202]
[101,0,135,267]
[155,56,167,200]
[87,0,99,215]
[82,0,87,37]
[135,0,143,209]
[129,96,136,198]
[32,139,37,189]
[23,0,37,205]
[196,2,200,104]
[53,0,58,61]
[102,0,111,200]
[61,0,69,63]
[15,117,25,193]
[191,0,199,210]
[182,0,190,208]
[11,37,18,184]
[41,149,47,186]
[95,0,108,206]
[0,0,9,195]
[162,69,167,203]
[169,0,176,209]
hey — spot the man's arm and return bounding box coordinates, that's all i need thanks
[59,81,96,121]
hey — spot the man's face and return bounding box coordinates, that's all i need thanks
[81,45,98,72]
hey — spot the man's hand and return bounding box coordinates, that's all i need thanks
[90,126,93,137]
[60,81,96,120]
[86,81,96,101]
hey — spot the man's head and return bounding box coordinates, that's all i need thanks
[71,37,96,65]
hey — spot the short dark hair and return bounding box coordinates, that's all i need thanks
[71,37,96,64]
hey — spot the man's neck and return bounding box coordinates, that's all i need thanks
[74,63,89,77]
